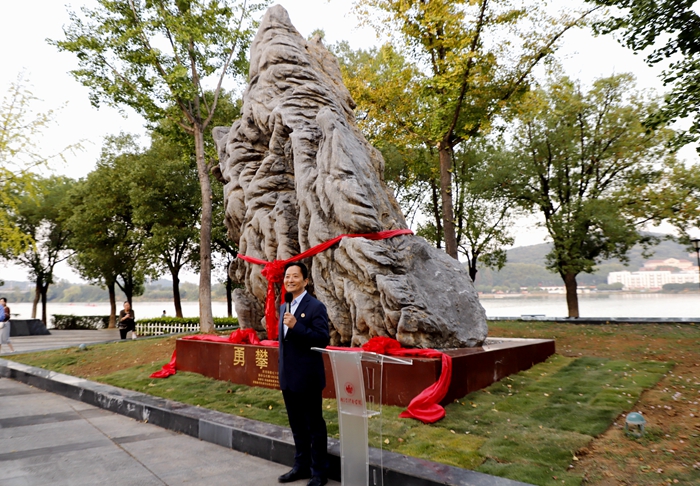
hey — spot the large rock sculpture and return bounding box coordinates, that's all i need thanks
[214,5,487,349]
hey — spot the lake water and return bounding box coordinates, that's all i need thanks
[479,293,700,318]
[8,301,232,326]
[5,293,700,325]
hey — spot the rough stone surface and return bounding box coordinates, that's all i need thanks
[215,5,487,348]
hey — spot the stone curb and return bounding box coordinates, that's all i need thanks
[0,358,530,486]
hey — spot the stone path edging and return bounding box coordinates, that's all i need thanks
[0,358,531,486]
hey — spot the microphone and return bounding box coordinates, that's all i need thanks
[284,292,293,314]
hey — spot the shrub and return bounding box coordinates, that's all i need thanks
[596,282,624,291]
[52,315,110,330]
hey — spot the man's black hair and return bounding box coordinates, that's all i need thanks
[284,261,308,279]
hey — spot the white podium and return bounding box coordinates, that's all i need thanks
[313,348,412,486]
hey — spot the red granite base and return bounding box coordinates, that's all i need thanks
[175,337,555,407]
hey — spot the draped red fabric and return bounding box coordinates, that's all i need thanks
[149,329,278,379]
[237,229,414,340]
[327,336,452,423]
[149,350,178,378]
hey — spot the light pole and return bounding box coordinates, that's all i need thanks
[692,239,700,291]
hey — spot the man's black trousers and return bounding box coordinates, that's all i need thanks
[282,388,328,478]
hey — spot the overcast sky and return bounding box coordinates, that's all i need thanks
[1,1,695,283]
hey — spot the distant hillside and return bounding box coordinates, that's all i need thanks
[475,235,695,290]
[505,236,694,269]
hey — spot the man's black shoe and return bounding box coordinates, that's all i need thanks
[278,467,311,483]
[307,477,328,486]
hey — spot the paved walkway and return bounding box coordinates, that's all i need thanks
[0,378,342,486]
[0,331,340,486]
[0,329,122,356]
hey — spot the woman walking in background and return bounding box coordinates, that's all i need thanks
[118,301,137,340]
[0,298,15,353]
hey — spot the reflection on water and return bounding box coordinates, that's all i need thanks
[479,293,700,318]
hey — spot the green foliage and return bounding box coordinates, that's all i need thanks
[347,0,597,259]
[129,132,201,316]
[51,0,266,331]
[52,315,110,330]
[3,176,76,322]
[661,282,699,292]
[0,75,79,254]
[502,74,678,316]
[587,0,700,149]
[66,134,148,308]
[51,1,260,129]
[596,282,624,291]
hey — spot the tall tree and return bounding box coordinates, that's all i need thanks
[66,135,148,327]
[0,75,78,254]
[130,134,200,317]
[2,176,75,324]
[451,143,522,282]
[52,0,264,332]
[503,74,677,317]
[350,0,598,259]
[211,172,239,318]
[586,0,700,149]
[334,41,520,277]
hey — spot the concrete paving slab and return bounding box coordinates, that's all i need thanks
[0,378,340,486]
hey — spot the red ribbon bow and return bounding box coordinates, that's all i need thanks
[237,229,413,340]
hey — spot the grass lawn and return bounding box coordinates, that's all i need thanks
[9,321,700,485]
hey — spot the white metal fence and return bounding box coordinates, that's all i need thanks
[135,321,237,336]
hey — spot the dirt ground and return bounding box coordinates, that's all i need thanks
[489,323,700,485]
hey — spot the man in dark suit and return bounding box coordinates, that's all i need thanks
[277,262,330,486]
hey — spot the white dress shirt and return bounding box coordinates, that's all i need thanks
[283,290,307,338]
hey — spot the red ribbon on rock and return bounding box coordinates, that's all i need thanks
[329,336,452,423]
[237,229,414,340]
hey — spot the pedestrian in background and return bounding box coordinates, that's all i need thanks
[0,297,15,353]
[118,301,137,340]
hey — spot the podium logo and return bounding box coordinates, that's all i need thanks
[345,382,355,396]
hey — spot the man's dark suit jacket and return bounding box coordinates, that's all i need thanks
[278,293,330,392]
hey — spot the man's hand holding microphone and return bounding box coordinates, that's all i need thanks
[283,292,296,329]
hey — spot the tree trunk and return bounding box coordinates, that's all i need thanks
[226,273,233,318]
[40,283,49,326]
[194,124,214,332]
[31,280,41,319]
[468,260,478,283]
[171,269,183,318]
[108,282,117,328]
[563,272,580,318]
[438,145,458,259]
[429,178,443,250]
